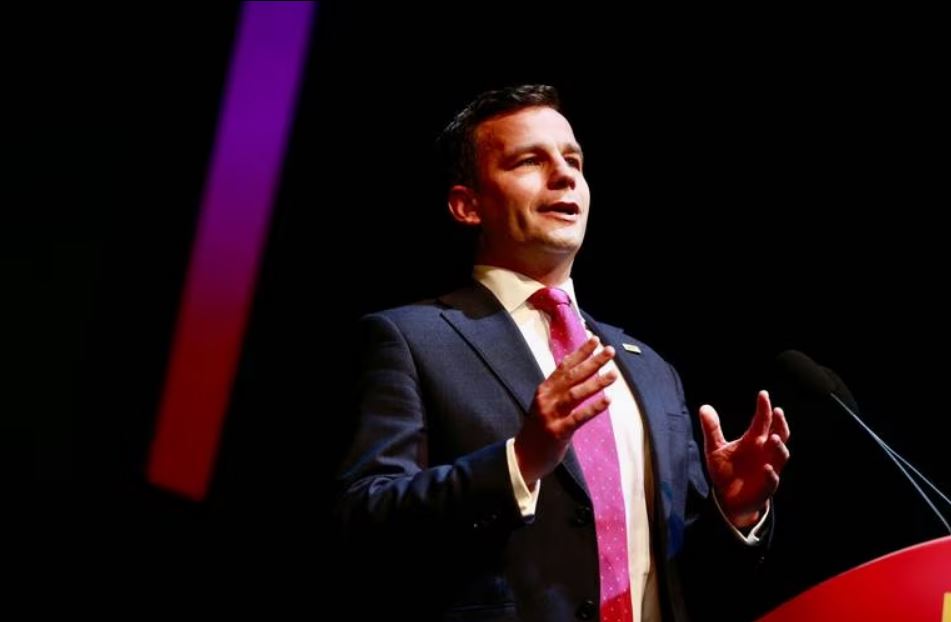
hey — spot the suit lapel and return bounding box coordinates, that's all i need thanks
[439,283,542,414]
[439,283,591,498]
[583,311,675,524]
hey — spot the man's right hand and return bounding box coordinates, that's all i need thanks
[514,337,618,484]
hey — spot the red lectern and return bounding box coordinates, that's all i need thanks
[758,536,951,622]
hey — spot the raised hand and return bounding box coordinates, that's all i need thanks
[698,390,791,527]
[514,337,617,484]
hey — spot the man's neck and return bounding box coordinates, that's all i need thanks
[474,253,573,286]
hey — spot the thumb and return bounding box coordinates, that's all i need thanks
[699,405,727,453]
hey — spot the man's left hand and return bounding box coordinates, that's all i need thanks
[698,390,791,528]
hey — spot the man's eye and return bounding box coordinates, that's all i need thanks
[566,157,582,169]
[517,157,540,167]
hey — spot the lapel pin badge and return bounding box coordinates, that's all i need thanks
[622,343,641,354]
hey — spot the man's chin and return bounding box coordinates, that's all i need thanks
[540,234,584,254]
[533,244,582,262]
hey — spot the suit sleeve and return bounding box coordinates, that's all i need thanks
[335,313,523,542]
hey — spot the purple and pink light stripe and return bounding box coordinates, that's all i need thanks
[148,1,315,500]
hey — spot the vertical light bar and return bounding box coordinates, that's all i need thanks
[148,1,315,500]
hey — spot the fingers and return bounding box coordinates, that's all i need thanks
[564,392,612,430]
[536,337,618,425]
[767,433,790,471]
[567,368,617,403]
[749,390,774,441]
[762,463,781,496]
[546,337,617,405]
[556,336,603,375]
[568,345,616,387]
[553,339,614,386]
[770,407,791,443]
[698,405,727,452]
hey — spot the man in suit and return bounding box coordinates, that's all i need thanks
[336,85,791,621]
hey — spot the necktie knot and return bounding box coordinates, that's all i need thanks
[528,287,572,313]
[528,287,586,363]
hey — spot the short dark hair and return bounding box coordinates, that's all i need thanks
[437,84,561,189]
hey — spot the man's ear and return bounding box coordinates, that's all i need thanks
[447,185,481,226]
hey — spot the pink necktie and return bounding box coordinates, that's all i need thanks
[529,287,633,622]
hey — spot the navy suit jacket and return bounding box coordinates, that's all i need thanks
[336,282,768,621]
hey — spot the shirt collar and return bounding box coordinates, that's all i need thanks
[473,264,580,315]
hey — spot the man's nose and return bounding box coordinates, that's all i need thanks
[548,157,577,189]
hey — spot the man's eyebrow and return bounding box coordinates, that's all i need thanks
[563,142,584,159]
[506,142,585,159]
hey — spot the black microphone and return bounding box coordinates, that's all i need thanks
[775,349,835,395]
[776,349,950,534]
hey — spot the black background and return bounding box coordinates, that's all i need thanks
[5,2,948,616]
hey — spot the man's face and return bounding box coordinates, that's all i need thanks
[469,106,591,266]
